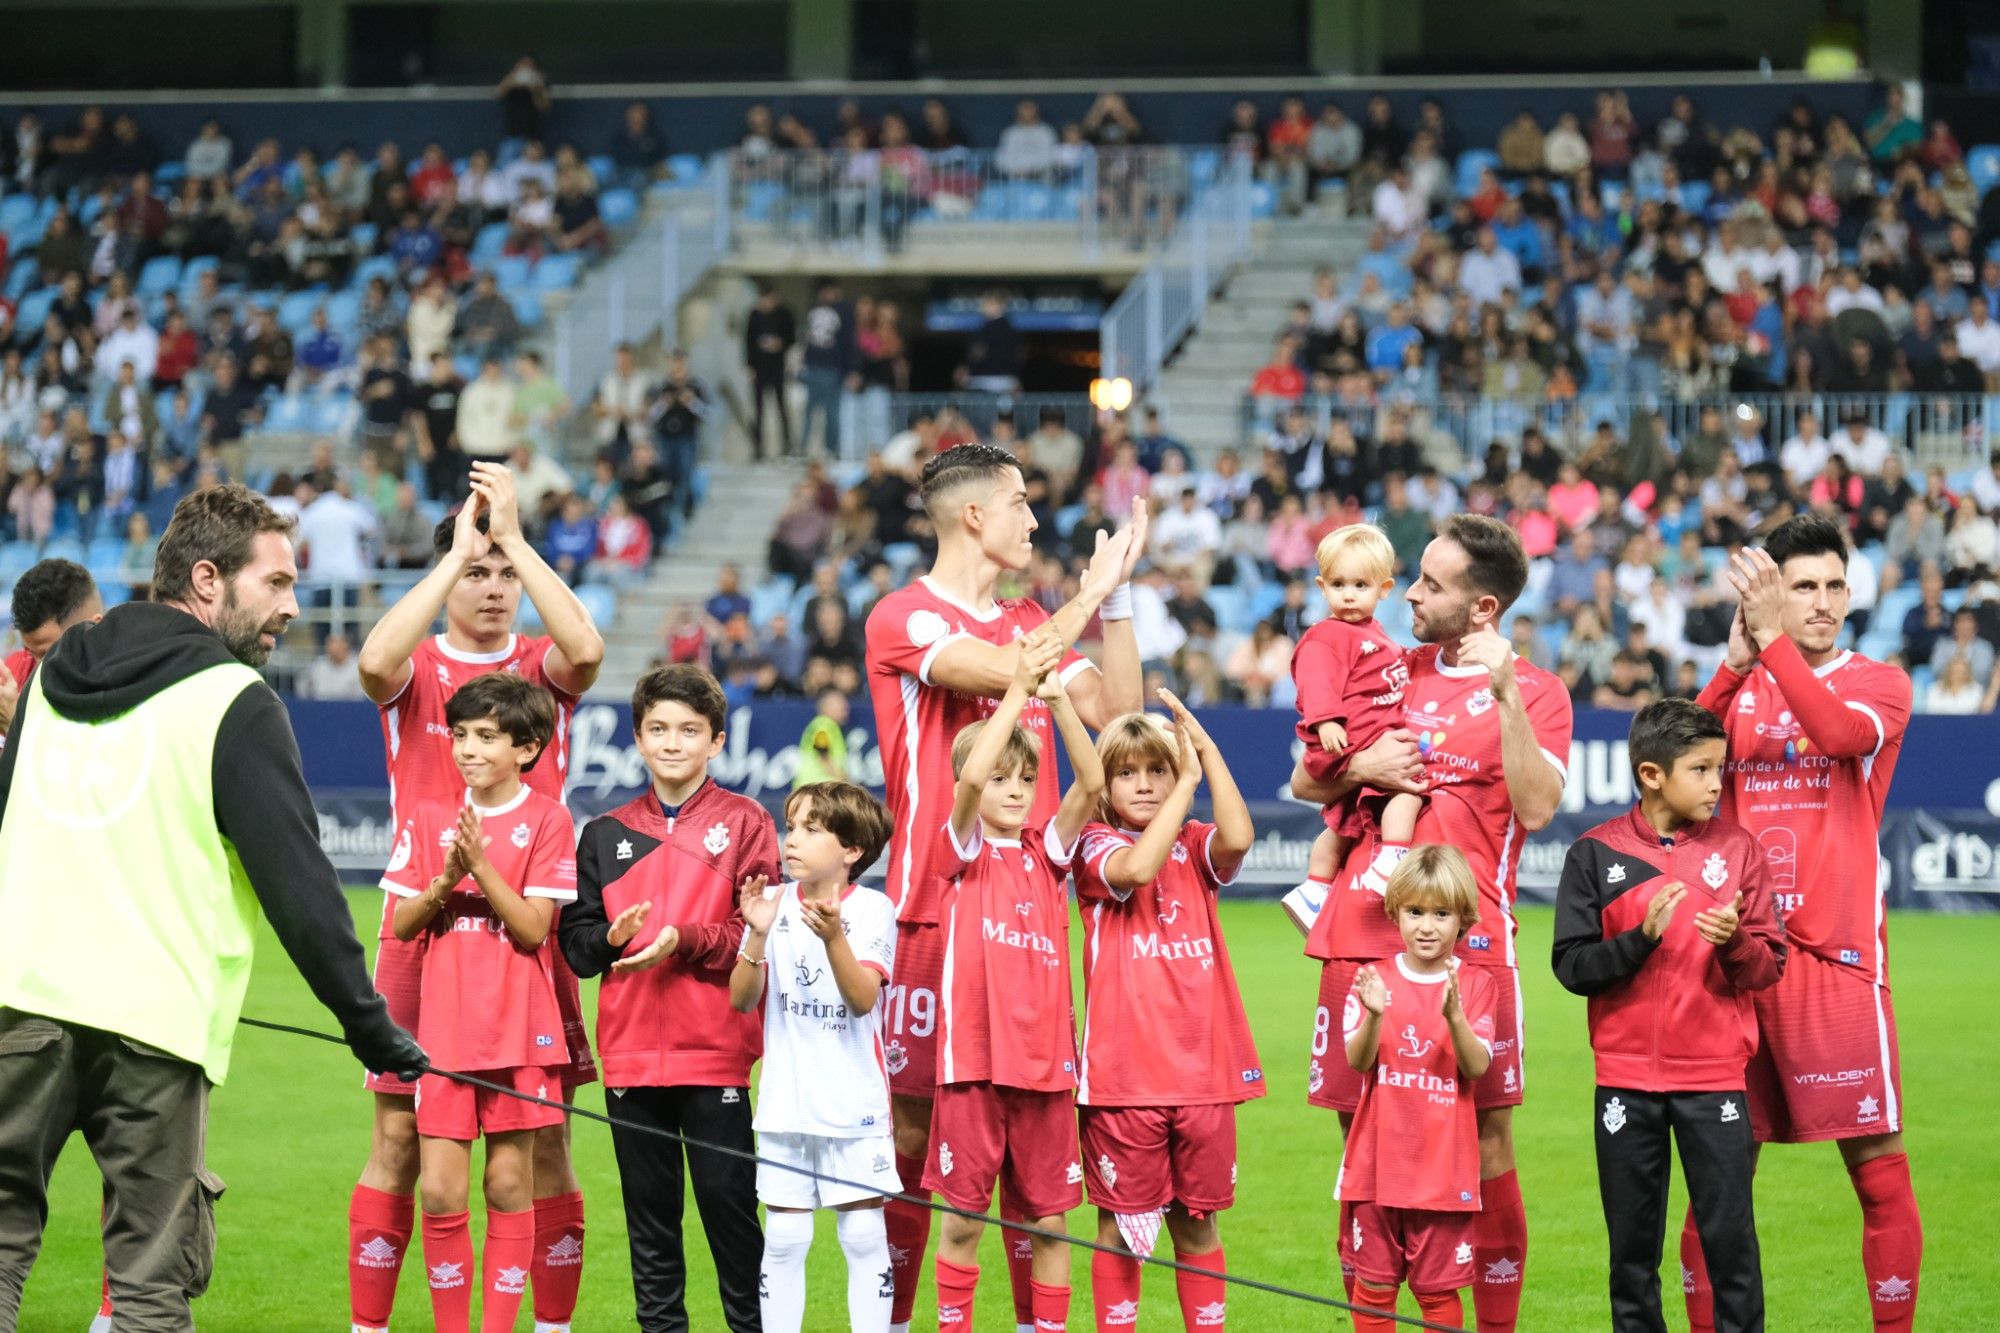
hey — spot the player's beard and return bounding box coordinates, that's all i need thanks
[215,585,286,667]
[1413,599,1471,645]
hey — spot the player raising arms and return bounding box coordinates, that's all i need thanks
[1293,515,1569,1333]
[348,460,604,1333]
[1073,693,1259,1332]
[1684,515,1919,1332]
[864,441,1144,1331]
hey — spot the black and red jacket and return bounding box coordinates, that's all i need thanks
[1552,806,1786,1093]
[558,780,779,1088]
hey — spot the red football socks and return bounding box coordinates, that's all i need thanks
[1090,1249,1142,1330]
[422,1209,475,1333]
[1351,1280,1401,1332]
[481,1206,535,1333]
[1681,1206,1716,1332]
[1175,1247,1227,1329]
[936,1257,980,1328]
[1415,1289,1463,1328]
[886,1151,932,1324]
[348,1185,414,1330]
[1001,1199,1035,1326]
[1851,1152,1922,1331]
[532,1189,585,1326]
[1030,1277,1071,1332]
[1473,1168,1526,1332]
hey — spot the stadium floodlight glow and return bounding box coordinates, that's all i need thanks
[1090,377,1134,413]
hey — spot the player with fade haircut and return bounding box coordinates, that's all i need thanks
[730,781,899,1333]
[1337,846,1496,1333]
[1685,514,1919,1332]
[350,461,603,1333]
[1281,522,1419,935]
[926,630,1105,1333]
[864,440,1145,1332]
[0,558,104,741]
[1554,698,1786,1333]
[1072,693,1260,1332]
[380,673,578,1333]
[557,664,780,1333]
[1294,514,1569,1333]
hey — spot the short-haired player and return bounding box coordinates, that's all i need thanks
[731,782,898,1333]
[1073,695,1259,1331]
[1338,846,1495,1333]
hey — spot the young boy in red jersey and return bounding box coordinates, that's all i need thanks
[557,665,778,1333]
[1337,845,1495,1332]
[1553,698,1785,1333]
[927,628,1104,1332]
[1074,693,1260,1332]
[380,673,577,1333]
[1280,525,1416,935]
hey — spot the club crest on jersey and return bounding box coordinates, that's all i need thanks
[1602,1096,1627,1134]
[1702,853,1729,889]
[1466,687,1494,716]
[704,823,731,855]
[510,822,532,849]
[1171,842,1190,864]
[1022,852,1036,873]
[1397,1024,1434,1059]
[884,1040,908,1075]
[905,608,951,648]
[1098,1154,1118,1186]
[1737,691,1757,713]
[1159,899,1184,925]
[937,1143,954,1176]
[1466,934,1491,950]
[1308,1059,1325,1095]
[386,827,413,874]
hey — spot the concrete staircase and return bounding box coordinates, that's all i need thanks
[1154,216,1373,456]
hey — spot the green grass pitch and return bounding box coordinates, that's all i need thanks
[15,897,1997,1330]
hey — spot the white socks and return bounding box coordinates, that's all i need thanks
[837,1207,894,1333]
[1359,842,1412,894]
[760,1210,814,1333]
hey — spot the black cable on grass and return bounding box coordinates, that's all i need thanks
[240,1015,1468,1331]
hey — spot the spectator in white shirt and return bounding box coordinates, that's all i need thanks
[996,99,1059,177]
[1779,411,1833,490]
[456,357,518,458]
[1129,567,1187,666]
[1954,296,2000,378]
[294,632,368,700]
[458,147,513,212]
[1543,112,1591,176]
[1834,412,1894,476]
[1150,486,1224,588]
[1371,165,1422,243]
[1701,221,1755,293]
[1970,450,2000,515]
[1459,228,1523,309]
[593,342,654,456]
[1748,228,1803,293]
[1825,268,1886,318]
[295,479,380,645]
[501,138,557,201]
[96,306,158,383]
[183,119,232,183]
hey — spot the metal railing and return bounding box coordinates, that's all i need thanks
[551,165,727,427]
[719,144,1211,261]
[1098,152,1255,392]
[1239,390,2000,474]
[872,392,1098,446]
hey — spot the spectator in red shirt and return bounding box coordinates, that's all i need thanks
[591,494,654,582]
[1250,333,1307,414]
[1589,89,1637,177]
[1267,95,1314,215]
[152,312,199,392]
[409,143,457,206]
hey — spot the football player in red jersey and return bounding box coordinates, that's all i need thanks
[348,461,604,1333]
[0,558,103,741]
[1685,515,1920,1332]
[865,442,1145,1330]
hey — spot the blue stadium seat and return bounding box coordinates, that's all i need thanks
[137,254,181,298]
[1679,181,1711,216]
[352,255,396,288]
[312,395,355,434]
[1248,182,1278,219]
[534,254,582,291]
[178,255,219,294]
[1454,149,1500,199]
[4,258,38,302]
[0,196,34,230]
[278,291,321,334]
[749,579,792,629]
[15,287,57,334]
[577,582,617,629]
[1205,585,1250,634]
[98,583,132,609]
[79,194,107,225]
[1969,145,2000,197]
[472,222,510,261]
[324,289,361,333]
[348,222,379,254]
[587,155,616,183]
[598,188,638,229]
[1188,149,1222,186]
[511,292,544,329]
[0,542,37,580]
[41,538,83,565]
[154,162,185,187]
[667,153,706,184]
[86,538,125,580]
[742,181,785,222]
[261,394,311,433]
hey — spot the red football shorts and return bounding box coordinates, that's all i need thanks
[885,921,944,1099]
[1338,1200,1476,1295]
[364,901,424,1098]
[1309,961,1523,1113]
[1078,1103,1236,1215]
[1744,946,1903,1144]
[414,1065,566,1141]
[923,1081,1082,1220]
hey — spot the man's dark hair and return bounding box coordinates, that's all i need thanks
[784,781,893,878]
[1440,513,1529,611]
[432,507,491,559]
[920,442,1020,521]
[1629,697,1727,781]
[445,673,556,771]
[1763,513,1848,569]
[10,559,97,635]
[630,663,728,735]
[153,484,294,605]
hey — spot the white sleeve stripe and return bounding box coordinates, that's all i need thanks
[1044,821,1078,866]
[1058,657,1097,686]
[1539,747,1569,783]
[916,632,971,687]
[524,887,578,901]
[1845,701,1886,757]
[945,819,981,863]
[1202,825,1240,888]
[381,880,420,897]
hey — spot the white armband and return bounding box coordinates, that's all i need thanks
[1099,583,1133,621]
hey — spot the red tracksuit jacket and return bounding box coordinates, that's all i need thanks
[558,780,779,1088]
[1551,805,1787,1092]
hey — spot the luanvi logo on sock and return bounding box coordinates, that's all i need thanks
[545,1234,583,1266]
[356,1237,399,1268]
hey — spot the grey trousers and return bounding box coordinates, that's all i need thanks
[0,1009,224,1332]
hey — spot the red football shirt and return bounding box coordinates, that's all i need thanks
[1698,641,1910,983]
[934,820,1078,1092]
[3,649,34,691]
[1336,957,1495,1212]
[1291,616,1410,756]
[1073,820,1264,1107]
[865,578,1092,923]
[380,787,578,1071]
[1314,646,1573,967]
[377,634,580,823]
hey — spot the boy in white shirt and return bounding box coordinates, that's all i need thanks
[732,782,900,1333]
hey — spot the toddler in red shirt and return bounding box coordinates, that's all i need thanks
[926,628,1104,1333]
[1337,845,1495,1332]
